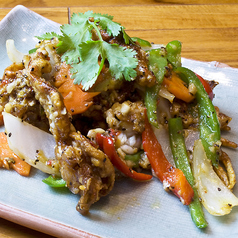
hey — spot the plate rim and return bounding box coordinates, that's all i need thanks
[1,5,238,238]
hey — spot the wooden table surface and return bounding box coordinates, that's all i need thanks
[0,1,238,237]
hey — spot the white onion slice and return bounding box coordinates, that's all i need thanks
[184,129,200,152]
[6,39,25,63]
[3,112,59,176]
[152,124,174,165]
[159,86,175,103]
[192,139,238,216]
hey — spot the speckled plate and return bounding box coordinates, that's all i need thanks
[1,5,238,238]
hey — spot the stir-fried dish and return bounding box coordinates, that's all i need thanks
[0,11,238,228]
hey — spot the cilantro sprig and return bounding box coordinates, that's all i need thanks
[37,11,138,90]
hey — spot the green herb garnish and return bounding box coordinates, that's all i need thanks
[37,11,138,90]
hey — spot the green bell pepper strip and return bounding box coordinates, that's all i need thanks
[148,48,167,84]
[29,47,38,54]
[145,48,168,128]
[131,37,152,48]
[175,67,221,167]
[124,151,143,168]
[144,84,160,128]
[168,117,208,228]
[142,114,194,205]
[166,40,182,68]
[42,175,66,187]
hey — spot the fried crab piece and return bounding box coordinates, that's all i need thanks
[0,63,50,131]
[24,52,115,215]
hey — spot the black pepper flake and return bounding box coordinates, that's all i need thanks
[169,166,174,171]
[53,46,56,49]
[218,187,221,191]
[103,158,107,163]
[71,109,74,113]
[34,159,39,165]
[4,132,7,135]
[65,75,67,78]
[8,158,15,164]
[31,67,35,72]
[228,203,232,207]
[36,149,39,153]
[8,132,12,137]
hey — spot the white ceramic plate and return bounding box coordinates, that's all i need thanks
[1,5,238,238]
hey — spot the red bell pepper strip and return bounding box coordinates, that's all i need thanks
[142,114,194,205]
[195,73,214,100]
[96,133,152,181]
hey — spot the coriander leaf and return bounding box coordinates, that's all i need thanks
[104,42,138,81]
[122,28,132,45]
[71,11,120,37]
[61,48,80,65]
[71,11,95,24]
[71,40,138,90]
[92,13,121,37]
[36,32,60,40]
[57,12,96,63]
[62,14,93,43]
[71,41,103,90]
[36,11,139,90]
[57,32,80,64]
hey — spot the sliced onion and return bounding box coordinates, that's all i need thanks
[6,39,25,63]
[157,96,171,125]
[3,112,60,176]
[192,139,238,216]
[159,86,175,103]
[152,124,174,165]
[184,129,200,153]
